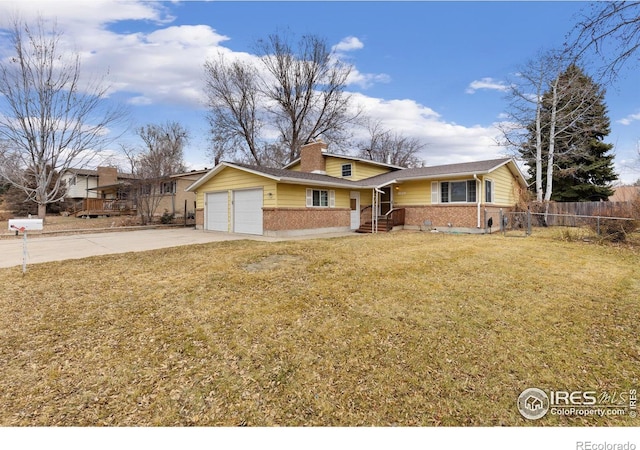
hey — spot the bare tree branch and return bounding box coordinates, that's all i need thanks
[204,31,358,167]
[356,118,426,168]
[568,1,640,79]
[0,17,128,218]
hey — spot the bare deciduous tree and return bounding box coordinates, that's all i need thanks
[356,119,425,168]
[128,121,188,224]
[499,50,560,202]
[204,54,263,164]
[0,17,128,219]
[500,52,604,204]
[204,32,358,167]
[569,1,640,78]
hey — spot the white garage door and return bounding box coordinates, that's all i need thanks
[233,189,263,235]
[205,192,228,231]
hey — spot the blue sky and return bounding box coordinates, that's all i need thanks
[1,1,639,183]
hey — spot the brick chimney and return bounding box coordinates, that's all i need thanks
[97,166,118,186]
[299,140,328,173]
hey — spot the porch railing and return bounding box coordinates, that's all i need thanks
[384,208,405,228]
[81,198,134,213]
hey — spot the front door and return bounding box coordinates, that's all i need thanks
[379,187,392,215]
[350,191,360,230]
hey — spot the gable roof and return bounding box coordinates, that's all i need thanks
[186,161,358,192]
[282,152,406,171]
[63,168,137,179]
[186,157,528,191]
[357,158,528,187]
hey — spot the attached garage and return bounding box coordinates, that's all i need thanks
[233,188,263,235]
[205,191,228,231]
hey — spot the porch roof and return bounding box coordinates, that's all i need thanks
[354,158,528,187]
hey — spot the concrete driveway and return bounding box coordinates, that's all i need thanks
[0,228,357,269]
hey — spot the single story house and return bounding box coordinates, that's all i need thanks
[185,141,528,236]
[133,170,208,219]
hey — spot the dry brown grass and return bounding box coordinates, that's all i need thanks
[0,231,638,426]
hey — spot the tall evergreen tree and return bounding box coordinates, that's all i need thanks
[520,64,617,201]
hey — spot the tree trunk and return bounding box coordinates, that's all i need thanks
[535,103,543,202]
[37,203,46,220]
[543,77,559,203]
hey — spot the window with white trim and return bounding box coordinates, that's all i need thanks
[440,180,477,203]
[160,180,176,195]
[485,179,494,203]
[341,163,352,177]
[306,188,335,207]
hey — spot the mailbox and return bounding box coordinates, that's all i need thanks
[8,218,44,232]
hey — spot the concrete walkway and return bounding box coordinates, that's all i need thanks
[0,228,358,269]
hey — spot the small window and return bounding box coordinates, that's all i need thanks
[341,164,352,177]
[69,175,77,186]
[160,180,176,194]
[306,189,335,207]
[313,190,328,207]
[485,179,494,203]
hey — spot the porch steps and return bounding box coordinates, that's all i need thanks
[355,217,393,233]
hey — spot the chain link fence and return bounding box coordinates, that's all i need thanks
[484,205,638,242]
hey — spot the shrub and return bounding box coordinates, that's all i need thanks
[590,197,639,242]
[160,209,175,224]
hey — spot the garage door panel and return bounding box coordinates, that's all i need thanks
[233,189,263,235]
[206,192,228,231]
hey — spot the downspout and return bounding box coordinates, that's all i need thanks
[473,174,481,228]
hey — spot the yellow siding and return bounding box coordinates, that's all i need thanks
[276,183,351,208]
[194,167,277,209]
[486,165,518,206]
[276,184,306,208]
[393,168,520,207]
[325,157,392,180]
[393,180,431,206]
[288,162,301,172]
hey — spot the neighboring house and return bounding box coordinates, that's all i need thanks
[136,170,208,218]
[186,141,528,236]
[61,167,138,217]
[62,167,205,219]
[61,167,137,202]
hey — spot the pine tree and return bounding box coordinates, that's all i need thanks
[520,64,617,201]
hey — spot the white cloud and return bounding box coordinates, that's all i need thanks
[349,93,507,166]
[346,69,391,89]
[466,77,510,94]
[1,1,512,170]
[332,36,364,53]
[617,112,640,126]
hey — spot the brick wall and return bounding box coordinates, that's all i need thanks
[299,141,327,173]
[195,208,204,229]
[263,207,349,231]
[404,205,513,228]
[97,166,117,187]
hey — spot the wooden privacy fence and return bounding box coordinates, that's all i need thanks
[528,201,636,227]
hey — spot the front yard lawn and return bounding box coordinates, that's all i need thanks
[0,231,638,426]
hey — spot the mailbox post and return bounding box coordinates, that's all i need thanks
[8,219,44,274]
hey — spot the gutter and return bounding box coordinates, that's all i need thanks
[473,174,481,228]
